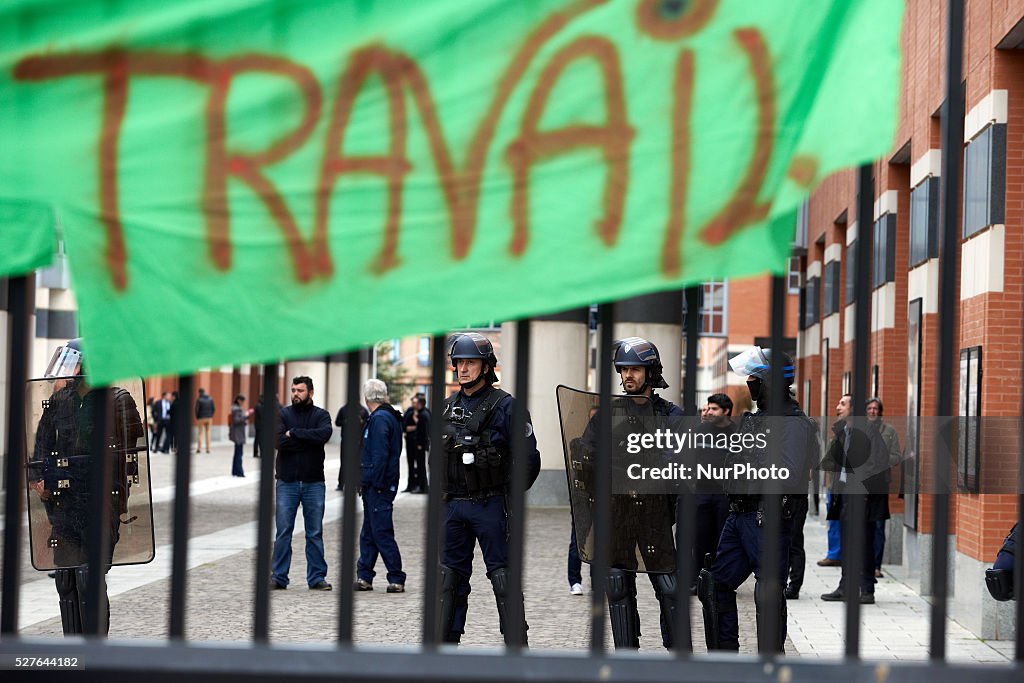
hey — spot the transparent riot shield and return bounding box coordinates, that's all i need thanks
[24,377,156,570]
[556,386,676,574]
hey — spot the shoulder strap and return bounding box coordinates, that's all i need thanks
[464,388,510,435]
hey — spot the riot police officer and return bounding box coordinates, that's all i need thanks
[697,346,814,653]
[26,338,146,635]
[603,337,684,650]
[438,332,541,645]
[986,523,1017,601]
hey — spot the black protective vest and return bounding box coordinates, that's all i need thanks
[442,386,510,497]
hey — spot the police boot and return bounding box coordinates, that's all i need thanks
[606,568,640,649]
[651,572,690,652]
[55,569,84,635]
[697,567,738,651]
[74,565,111,636]
[438,565,462,644]
[489,567,528,647]
[754,580,787,654]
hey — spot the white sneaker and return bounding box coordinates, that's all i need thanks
[570,583,584,595]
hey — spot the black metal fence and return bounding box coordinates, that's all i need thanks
[0,1,1022,680]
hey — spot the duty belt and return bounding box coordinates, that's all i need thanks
[728,499,763,513]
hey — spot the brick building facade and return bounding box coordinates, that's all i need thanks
[796,0,1022,640]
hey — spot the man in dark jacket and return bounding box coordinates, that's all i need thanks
[336,402,369,491]
[820,393,889,604]
[403,394,430,493]
[354,379,407,592]
[271,376,333,591]
[194,388,215,454]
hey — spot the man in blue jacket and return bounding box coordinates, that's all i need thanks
[354,378,408,592]
[271,376,334,591]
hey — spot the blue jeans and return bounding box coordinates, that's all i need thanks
[826,492,841,560]
[272,480,327,587]
[357,487,406,585]
[231,443,245,476]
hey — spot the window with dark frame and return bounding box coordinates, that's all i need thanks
[871,364,879,398]
[962,124,1006,239]
[682,281,728,337]
[872,214,896,289]
[803,276,820,328]
[823,261,841,317]
[417,336,430,366]
[909,176,940,267]
[958,346,982,493]
[845,240,857,305]
[842,371,851,396]
[787,256,802,293]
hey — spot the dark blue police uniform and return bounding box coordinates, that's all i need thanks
[439,384,540,644]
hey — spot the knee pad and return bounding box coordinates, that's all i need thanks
[489,567,528,646]
[606,569,640,649]
[54,569,83,635]
[489,566,509,598]
[650,572,687,651]
[438,565,463,641]
[606,568,636,604]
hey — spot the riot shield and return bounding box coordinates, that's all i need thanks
[24,377,156,570]
[556,386,676,574]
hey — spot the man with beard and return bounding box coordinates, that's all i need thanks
[597,337,684,651]
[270,376,334,591]
[691,394,734,593]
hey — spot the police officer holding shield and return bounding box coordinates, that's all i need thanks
[603,337,684,650]
[26,338,146,635]
[438,333,541,645]
[697,346,814,653]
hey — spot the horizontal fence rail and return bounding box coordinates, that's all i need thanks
[0,1,1022,676]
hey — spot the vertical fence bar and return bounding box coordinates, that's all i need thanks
[254,363,279,641]
[590,302,614,654]
[845,162,875,658]
[169,374,195,639]
[932,0,965,661]
[674,285,701,655]
[422,335,448,646]
[759,275,785,656]
[83,387,112,635]
[1,275,31,635]
[506,319,531,650]
[337,351,362,644]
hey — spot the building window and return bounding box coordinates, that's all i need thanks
[845,240,857,305]
[683,281,728,337]
[786,257,801,293]
[417,336,430,366]
[803,276,820,328]
[794,201,809,249]
[388,338,400,363]
[823,261,841,317]
[842,371,851,396]
[872,214,896,289]
[909,176,940,267]
[871,364,879,397]
[962,124,1006,239]
[958,346,982,493]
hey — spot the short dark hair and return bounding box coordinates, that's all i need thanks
[234,394,246,405]
[707,393,733,415]
[292,376,314,392]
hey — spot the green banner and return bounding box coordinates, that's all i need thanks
[0,0,903,383]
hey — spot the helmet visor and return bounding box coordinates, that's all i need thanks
[43,345,82,378]
[728,346,770,380]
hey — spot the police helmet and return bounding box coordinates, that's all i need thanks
[728,346,795,386]
[612,336,669,390]
[448,332,499,384]
[44,338,84,379]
